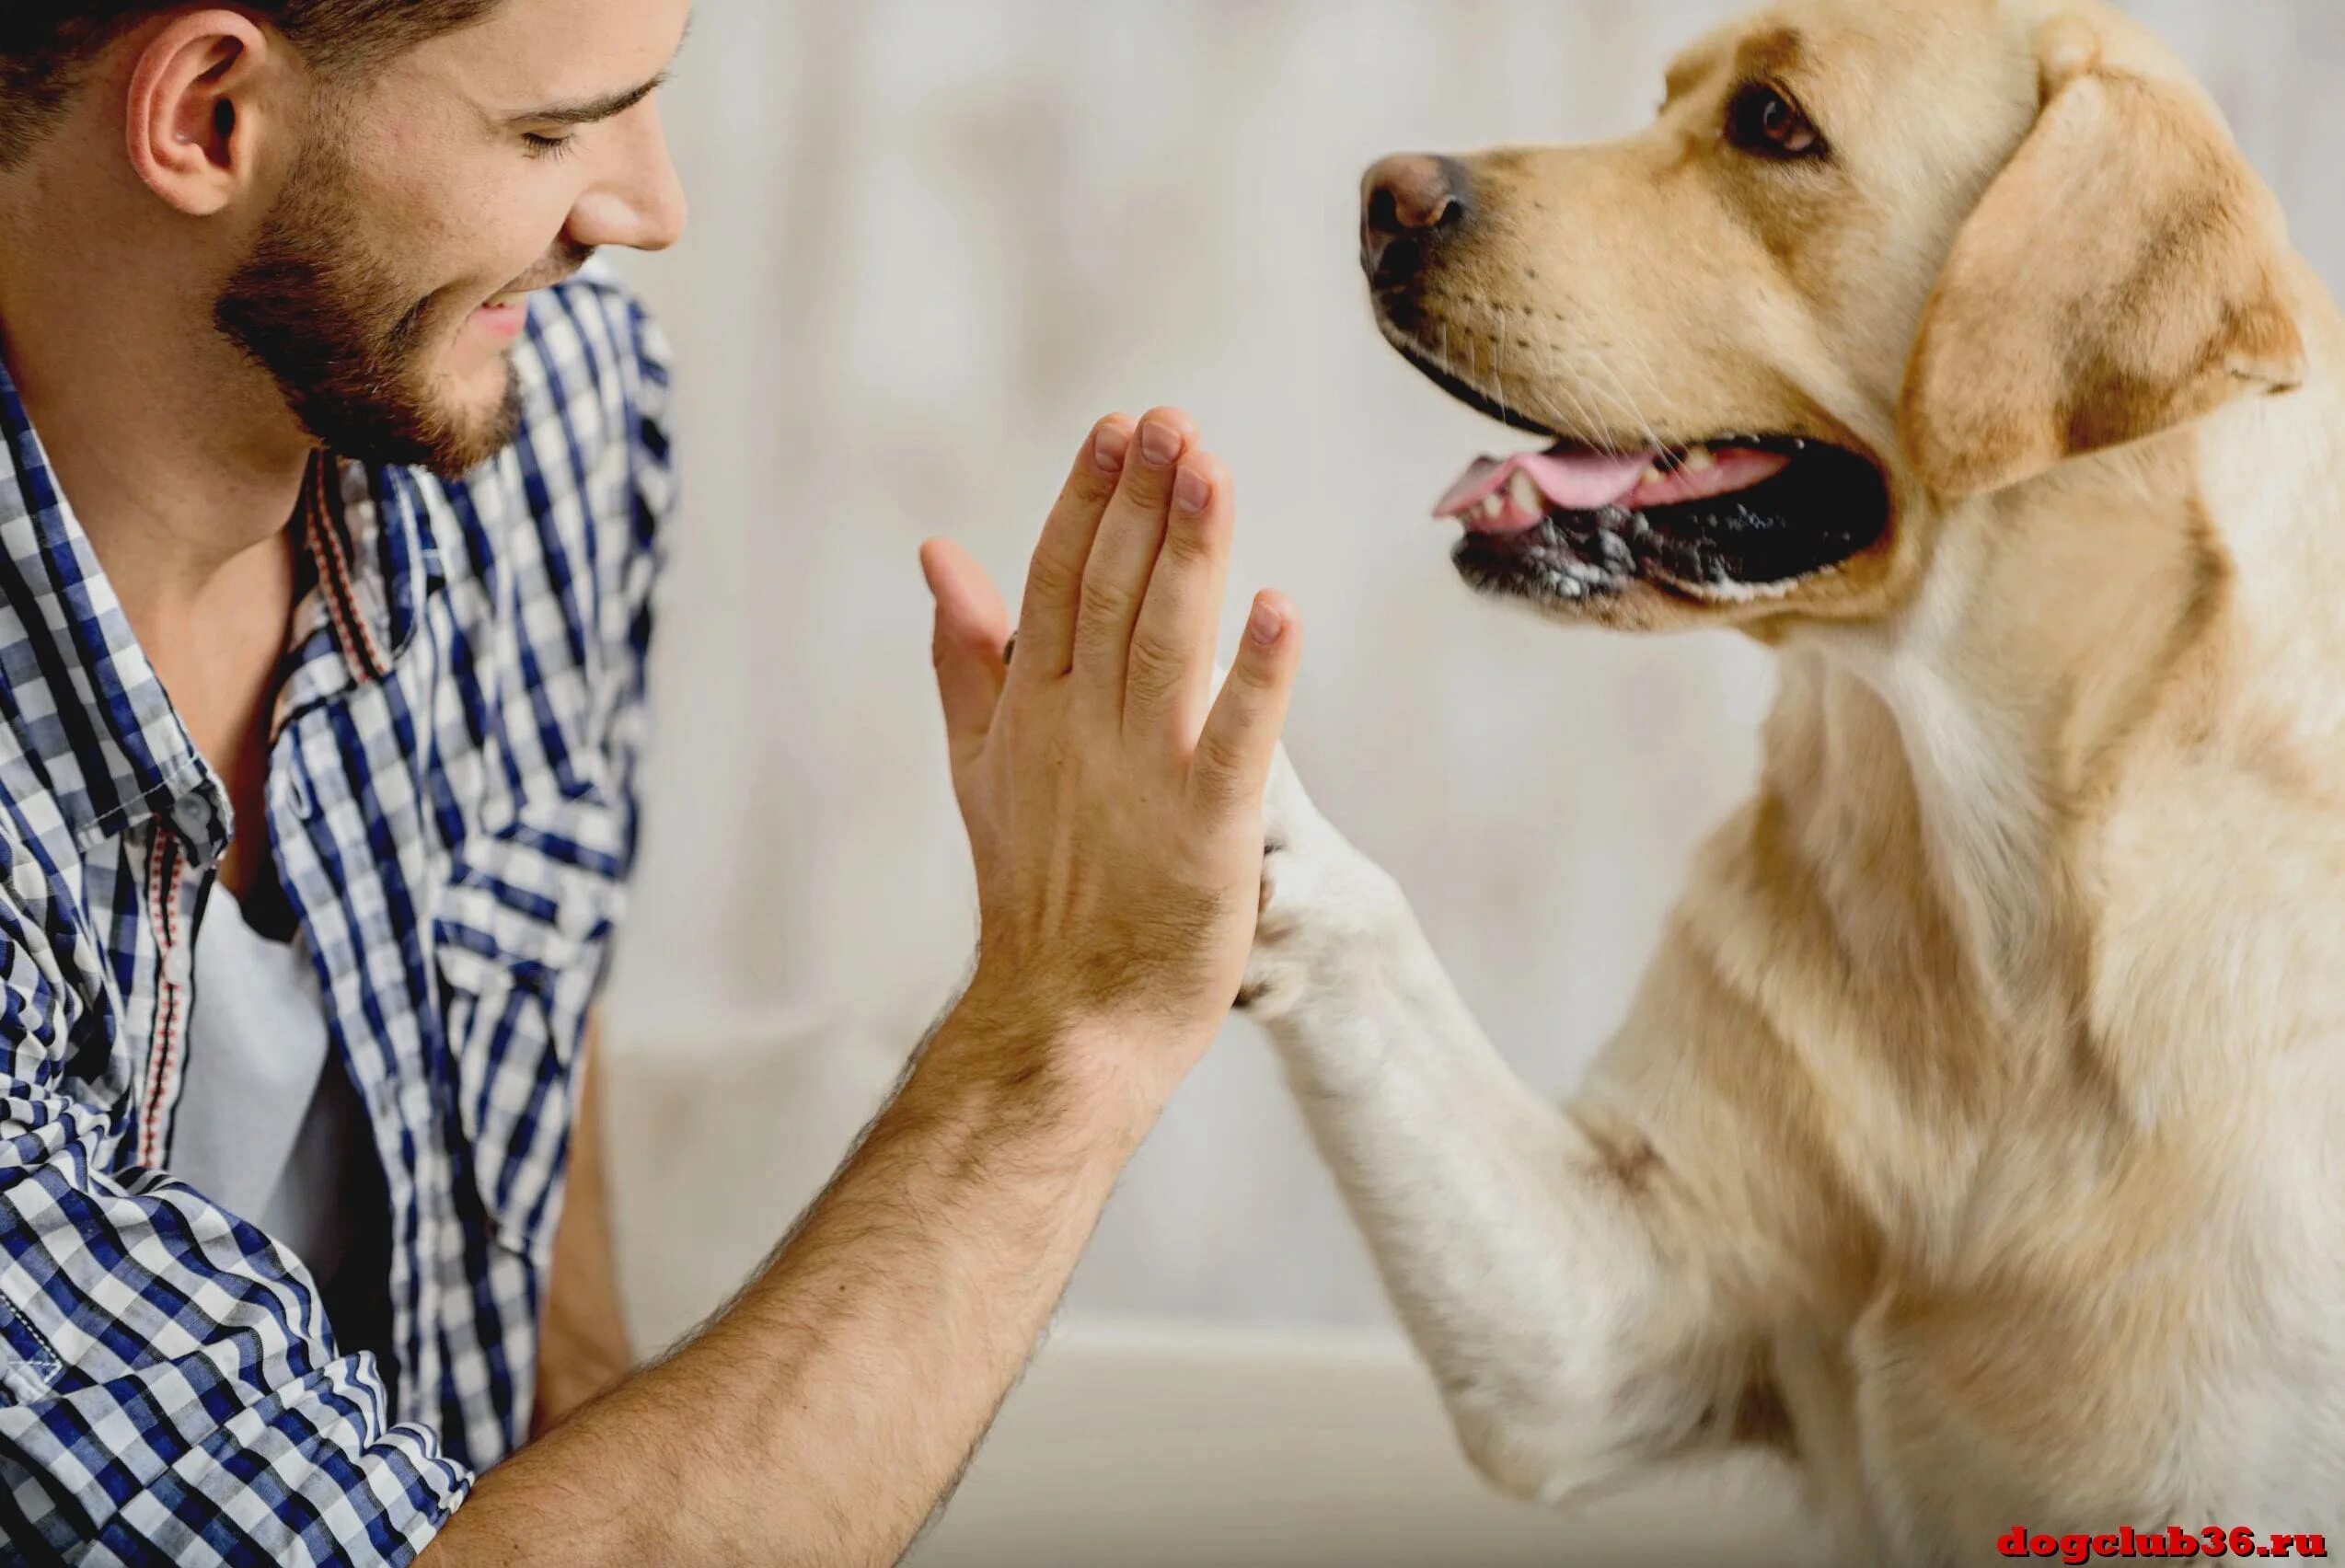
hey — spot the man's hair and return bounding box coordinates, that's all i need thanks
[0,2,503,167]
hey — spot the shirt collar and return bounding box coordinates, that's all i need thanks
[280,450,448,706]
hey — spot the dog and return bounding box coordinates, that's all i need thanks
[1238,0,2345,1562]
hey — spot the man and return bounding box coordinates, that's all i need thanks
[0,2,1300,1563]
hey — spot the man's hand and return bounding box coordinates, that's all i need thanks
[919,409,1301,1095]
[426,411,1300,1568]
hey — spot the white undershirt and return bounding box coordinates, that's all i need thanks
[169,882,368,1288]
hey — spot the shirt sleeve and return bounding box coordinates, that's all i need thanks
[0,900,474,1566]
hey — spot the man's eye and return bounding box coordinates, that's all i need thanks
[523,133,579,161]
[1724,82,1825,159]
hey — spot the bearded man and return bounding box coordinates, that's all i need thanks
[0,5,1300,1562]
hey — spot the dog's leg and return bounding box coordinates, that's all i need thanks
[1243,749,1775,1506]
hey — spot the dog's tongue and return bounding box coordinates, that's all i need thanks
[1435,449,1655,535]
[1435,445,1794,535]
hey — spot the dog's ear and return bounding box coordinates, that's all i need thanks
[1899,15,2305,499]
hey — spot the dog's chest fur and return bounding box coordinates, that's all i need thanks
[1728,552,2345,1550]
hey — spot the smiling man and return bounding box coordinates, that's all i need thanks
[0,3,1299,1564]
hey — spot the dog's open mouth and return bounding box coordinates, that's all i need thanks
[1438,433,1889,604]
[1403,354,1891,605]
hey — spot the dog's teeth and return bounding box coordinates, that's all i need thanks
[1508,471,1541,514]
[1480,494,1506,522]
[1682,444,1716,472]
[1640,465,1664,486]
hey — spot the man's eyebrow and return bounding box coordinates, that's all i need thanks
[505,70,670,129]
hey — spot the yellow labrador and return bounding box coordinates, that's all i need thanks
[1242,0,2345,1560]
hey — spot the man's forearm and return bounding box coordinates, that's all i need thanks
[423,999,1161,1568]
[532,1020,634,1435]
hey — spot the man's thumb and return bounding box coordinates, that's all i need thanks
[920,539,1011,761]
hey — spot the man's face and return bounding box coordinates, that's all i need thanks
[215,0,691,478]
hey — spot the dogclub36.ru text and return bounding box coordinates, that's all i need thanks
[2001,1526,2329,1561]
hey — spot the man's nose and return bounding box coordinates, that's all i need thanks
[1360,154,1471,292]
[569,102,690,255]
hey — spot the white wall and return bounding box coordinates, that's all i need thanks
[595,0,2345,1349]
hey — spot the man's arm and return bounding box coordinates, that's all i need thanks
[445,1002,1156,1564]
[531,1016,633,1436]
[0,951,470,1562]
[422,407,1300,1567]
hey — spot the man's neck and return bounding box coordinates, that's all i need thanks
[0,149,313,634]
[1,163,311,837]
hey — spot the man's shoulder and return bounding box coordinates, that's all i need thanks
[416,259,674,709]
[476,258,676,560]
[510,257,674,444]
[433,258,675,595]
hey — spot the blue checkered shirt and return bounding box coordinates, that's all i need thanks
[0,264,672,1564]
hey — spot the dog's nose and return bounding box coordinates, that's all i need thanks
[1361,154,1470,290]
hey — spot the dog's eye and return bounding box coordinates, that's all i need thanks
[1725,81,1824,158]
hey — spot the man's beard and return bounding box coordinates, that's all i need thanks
[214,138,536,480]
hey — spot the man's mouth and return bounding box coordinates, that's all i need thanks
[468,298,530,346]
[1396,345,1890,605]
[468,279,567,344]
[468,267,584,334]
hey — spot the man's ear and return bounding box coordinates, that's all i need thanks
[1898,15,2305,499]
[124,10,275,217]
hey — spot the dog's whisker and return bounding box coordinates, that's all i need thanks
[1494,322,1521,442]
[1545,340,1621,454]
[1548,318,1666,456]
[1589,345,1669,457]
[1601,327,1678,455]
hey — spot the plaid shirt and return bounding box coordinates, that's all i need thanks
[0,264,672,1564]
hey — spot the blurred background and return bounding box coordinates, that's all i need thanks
[590,2,2345,1561]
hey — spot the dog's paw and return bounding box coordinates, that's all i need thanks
[1237,744,1399,1021]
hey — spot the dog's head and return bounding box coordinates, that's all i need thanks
[1367,0,2307,633]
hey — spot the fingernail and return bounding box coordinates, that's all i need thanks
[1139,421,1182,467]
[1248,597,1286,646]
[1174,465,1210,514]
[1093,423,1131,472]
